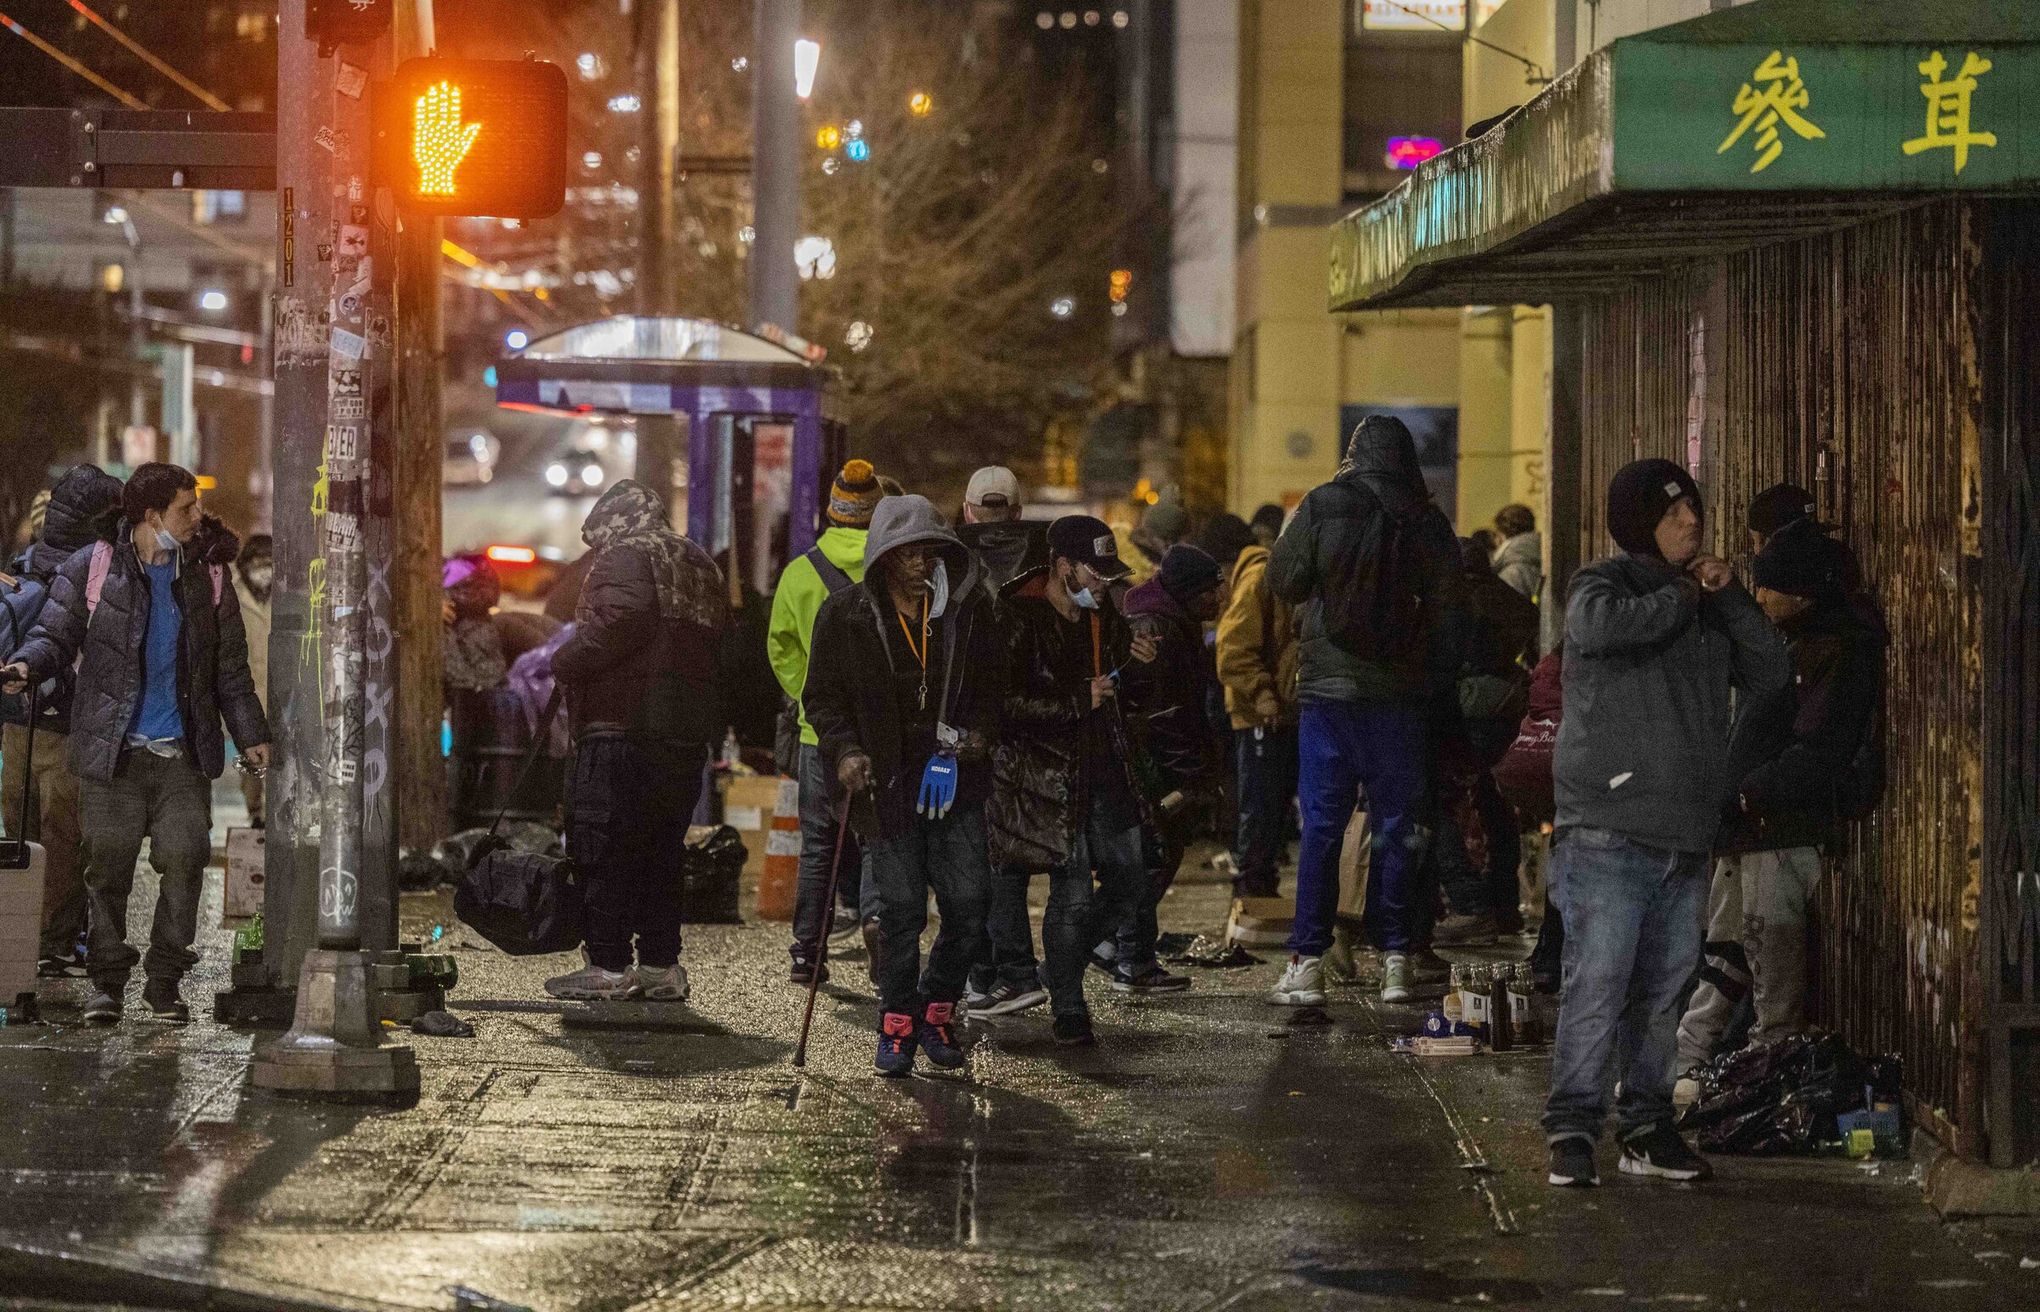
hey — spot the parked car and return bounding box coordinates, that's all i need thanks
[445,432,501,486]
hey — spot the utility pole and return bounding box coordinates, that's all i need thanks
[394,0,446,857]
[633,0,681,513]
[252,0,417,1097]
[749,0,801,335]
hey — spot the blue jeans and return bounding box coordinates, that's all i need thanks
[865,804,992,1015]
[1044,809,1145,1017]
[1541,825,1710,1144]
[1234,726,1298,897]
[971,861,1040,992]
[1290,700,1428,956]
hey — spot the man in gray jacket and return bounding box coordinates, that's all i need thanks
[1542,459,1789,1189]
[3,464,270,1025]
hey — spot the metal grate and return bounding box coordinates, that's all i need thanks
[1573,200,2007,1155]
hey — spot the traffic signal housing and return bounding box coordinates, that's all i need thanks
[373,57,570,220]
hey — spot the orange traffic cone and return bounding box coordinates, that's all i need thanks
[756,776,802,921]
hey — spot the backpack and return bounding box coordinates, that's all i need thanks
[1315,480,1429,664]
[75,541,224,671]
[772,545,856,775]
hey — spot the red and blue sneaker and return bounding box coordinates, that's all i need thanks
[875,1011,917,1077]
[917,1001,966,1069]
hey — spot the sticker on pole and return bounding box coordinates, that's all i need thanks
[372,57,570,220]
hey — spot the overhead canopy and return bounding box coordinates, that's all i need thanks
[1331,0,2040,310]
[495,315,825,415]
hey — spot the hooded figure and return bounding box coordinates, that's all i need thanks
[1261,415,1467,1009]
[1491,503,1542,602]
[802,494,1005,1076]
[442,554,508,694]
[540,479,730,1006]
[1,464,121,976]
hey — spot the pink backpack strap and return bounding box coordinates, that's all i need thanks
[76,541,113,673]
[84,541,112,618]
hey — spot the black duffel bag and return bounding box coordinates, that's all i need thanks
[454,689,585,955]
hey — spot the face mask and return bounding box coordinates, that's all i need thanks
[154,528,179,553]
[928,560,950,619]
[1071,585,1099,610]
[244,564,274,591]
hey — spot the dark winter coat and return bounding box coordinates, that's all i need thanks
[3,464,124,734]
[956,518,1050,592]
[1120,577,1219,796]
[1268,416,1465,706]
[989,566,1148,873]
[1554,553,1791,853]
[13,523,269,782]
[552,481,730,743]
[804,500,1005,843]
[1456,553,1540,758]
[1714,594,1887,854]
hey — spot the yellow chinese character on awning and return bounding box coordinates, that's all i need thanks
[1718,50,1827,174]
[1902,50,1998,175]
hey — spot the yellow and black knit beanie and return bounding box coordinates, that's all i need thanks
[827,459,884,528]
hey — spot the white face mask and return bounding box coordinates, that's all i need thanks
[154,527,179,553]
[928,560,950,619]
[244,563,274,592]
[1071,585,1099,610]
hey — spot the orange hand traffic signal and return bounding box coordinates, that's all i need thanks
[374,57,569,219]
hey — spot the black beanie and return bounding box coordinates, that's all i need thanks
[1606,459,1702,558]
[1157,544,1222,605]
[1752,526,1850,600]
[1748,482,1816,540]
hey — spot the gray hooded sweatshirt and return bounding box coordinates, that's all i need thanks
[1554,552,1790,853]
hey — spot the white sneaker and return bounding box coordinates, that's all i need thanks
[634,963,691,1002]
[1380,953,1413,1003]
[544,962,641,1000]
[1266,955,1327,1006]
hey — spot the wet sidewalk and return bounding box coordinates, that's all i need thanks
[1,855,2035,1311]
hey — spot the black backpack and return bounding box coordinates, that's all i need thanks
[1315,480,1429,664]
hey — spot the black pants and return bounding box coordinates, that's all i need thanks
[568,734,707,972]
[866,803,992,1015]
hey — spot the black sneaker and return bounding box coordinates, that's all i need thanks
[81,989,123,1025]
[1547,1136,1599,1187]
[917,1002,966,1070]
[1051,1013,1096,1047]
[1111,964,1191,994]
[789,957,830,987]
[142,979,190,1024]
[37,951,87,979]
[967,979,1049,1016]
[1619,1122,1713,1182]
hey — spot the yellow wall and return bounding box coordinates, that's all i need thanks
[1450,0,1559,536]
[1232,0,1464,514]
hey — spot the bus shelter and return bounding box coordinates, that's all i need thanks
[495,315,842,592]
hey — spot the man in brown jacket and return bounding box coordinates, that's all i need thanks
[1215,539,1299,898]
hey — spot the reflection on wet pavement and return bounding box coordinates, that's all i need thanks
[0,856,2034,1310]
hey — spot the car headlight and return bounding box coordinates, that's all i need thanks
[545,462,569,488]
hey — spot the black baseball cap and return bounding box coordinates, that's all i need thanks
[1047,514,1132,581]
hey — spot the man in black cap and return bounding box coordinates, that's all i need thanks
[985,515,1157,1044]
[1745,482,1816,549]
[1102,543,1229,992]
[1673,529,1885,1100]
[1542,459,1790,1190]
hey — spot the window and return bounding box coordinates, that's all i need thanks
[237,10,269,41]
[1343,29,1462,201]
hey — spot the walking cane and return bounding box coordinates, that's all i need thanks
[793,793,856,1068]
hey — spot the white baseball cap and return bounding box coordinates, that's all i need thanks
[965,465,1020,507]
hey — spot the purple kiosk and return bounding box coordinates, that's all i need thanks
[496,315,842,593]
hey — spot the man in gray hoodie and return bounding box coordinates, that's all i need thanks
[1542,459,1789,1189]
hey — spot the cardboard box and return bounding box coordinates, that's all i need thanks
[721,774,788,882]
[224,827,265,919]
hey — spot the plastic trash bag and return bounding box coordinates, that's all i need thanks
[679,824,745,924]
[1676,1031,1902,1155]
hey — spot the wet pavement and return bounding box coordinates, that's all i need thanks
[2,845,2037,1311]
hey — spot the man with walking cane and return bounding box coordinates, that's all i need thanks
[802,496,1005,1075]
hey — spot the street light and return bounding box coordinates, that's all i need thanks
[909,90,933,117]
[793,38,820,99]
[199,289,229,312]
[505,328,530,350]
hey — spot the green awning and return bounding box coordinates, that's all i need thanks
[1331,0,2040,310]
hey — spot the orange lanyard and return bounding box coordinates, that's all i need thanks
[897,595,931,709]
[1089,612,1102,678]
[896,595,929,670]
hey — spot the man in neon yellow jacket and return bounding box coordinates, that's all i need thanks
[770,458,884,982]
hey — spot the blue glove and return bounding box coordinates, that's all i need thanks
[917,753,958,819]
